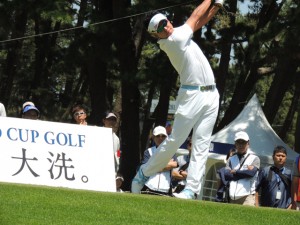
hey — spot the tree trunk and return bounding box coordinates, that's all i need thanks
[154,71,177,127]
[215,0,237,130]
[112,0,145,190]
[294,74,300,154]
[215,1,281,132]
[86,46,108,126]
[295,112,300,154]
[140,81,157,157]
[1,7,28,107]
[263,57,297,124]
[279,83,300,140]
[60,0,88,110]
[86,0,114,125]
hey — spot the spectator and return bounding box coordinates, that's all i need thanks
[215,148,236,203]
[291,154,300,210]
[165,121,172,136]
[141,126,178,196]
[172,137,191,193]
[71,103,88,125]
[22,101,35,109]
[224,131,260,206]
[22,103,40,120]
[102,112,120,173]
[0,102,6,117]
[102,112,123,192]
[255,146,292,209]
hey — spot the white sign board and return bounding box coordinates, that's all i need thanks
[0,117,116,192]
[150,99,177,114]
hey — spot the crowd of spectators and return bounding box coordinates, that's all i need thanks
[1,100,300,209]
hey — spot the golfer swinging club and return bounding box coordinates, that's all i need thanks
[132,0,223,199]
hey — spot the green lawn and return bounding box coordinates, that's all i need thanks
[0,182,299,225]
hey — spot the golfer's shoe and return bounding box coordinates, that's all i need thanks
[131,167,149,194]
[173,189,197,200]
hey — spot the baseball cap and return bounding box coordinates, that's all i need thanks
[105,112,117,119]
[153,126,167,136]
[234,131,249,141]
[148,13,167,34]
[23,105,40,114]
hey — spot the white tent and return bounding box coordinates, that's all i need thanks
[201,94,299,201]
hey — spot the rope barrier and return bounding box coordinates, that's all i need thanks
[0,0,200,44]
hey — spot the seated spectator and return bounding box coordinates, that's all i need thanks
[0,102,6,117]
[140,126,178,196]
[172,137,191,193]
[22,103,40,120]
[255,146,292,209]
[71,103,89,125]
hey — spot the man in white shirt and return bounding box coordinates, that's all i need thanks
[225,131,260,206]
[141,126,178,196]
[131,0,223,199]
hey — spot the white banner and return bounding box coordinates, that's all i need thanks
[0,117,116,192]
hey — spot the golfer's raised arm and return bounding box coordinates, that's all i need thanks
[186,0,223,32]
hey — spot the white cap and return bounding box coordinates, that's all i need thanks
[234,131,249,141]
[153,126,167,136]
[22,101,35,110]
[105,112,117,119]
[148,13,167,33]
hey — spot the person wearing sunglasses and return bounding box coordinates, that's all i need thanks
[132,0,223,199]
[140,126,178,196]
[71,103,88,125]
[224,131,260,206]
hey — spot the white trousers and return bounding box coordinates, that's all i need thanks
[143,87,219,194]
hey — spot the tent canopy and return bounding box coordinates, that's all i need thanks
[209,94,298,168]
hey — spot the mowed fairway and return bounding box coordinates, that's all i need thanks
[0,182,299,225]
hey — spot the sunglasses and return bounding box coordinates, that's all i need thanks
[74,111,86,117]
[235,140,248,145]
[155,135,167,138]
[157,19,167,33]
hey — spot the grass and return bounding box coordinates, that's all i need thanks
[0,182,299,225]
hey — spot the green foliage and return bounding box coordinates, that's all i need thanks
[0,1,299,162]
